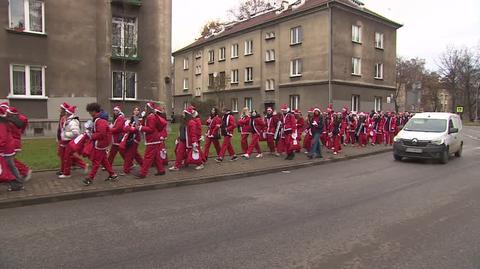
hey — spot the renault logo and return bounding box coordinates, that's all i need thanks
[412,138,418,144]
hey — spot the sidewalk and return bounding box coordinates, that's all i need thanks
[0,145,392,209]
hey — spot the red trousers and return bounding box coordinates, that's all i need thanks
[332,135,342,153]
[284,134,294,154]
[246,133,262,155]
[174,141,187,168]
[123,142,143,174]
[303,134,312,152]
[108,145,125,166]
[141,144,164,176]
[88,148,114,179]
[241,134,249,154]
[14,158,29,177]
[385,131,395,145]
[266,134,276,153]
[358,133,368,146]
[204,137,221,159]
[345,132,356,145]
[219,136,235,158]
[59,144,86,176]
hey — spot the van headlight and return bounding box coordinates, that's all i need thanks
[393,136,401,142]
[430,139,444,145]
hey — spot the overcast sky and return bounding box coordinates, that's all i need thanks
[172,0,480,70]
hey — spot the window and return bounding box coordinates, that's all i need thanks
[289,95,300,110]
[9,0,45,33]
[232,98,239,112]
[10,64,45,97]
[183,58,189,70]
[265,49,275,62]
[352,57,361,76]
[374,63,383,79]
[375,32,384,49]
[195,65,202,75]
[374,97,382,111]
[266,79,275,91]
[290,26,303,45]
[231,69,239,84]
[112,71,137,100]
[183,101,189,110]
[231,44,239,58]
[208,73,215,87]
[290,59,303,77]
[244,40,253,55]
[219,47,226,61]
[208,50,215,63]
[245,67,253,82]
[219,71,226,86]
[352,25,362,43]
[195,88,202,97]
[112,17,138,57]
[183,78,189,90]
[244,97,253,111]
[195,50,202,59]
[265,32,276,40]
[351,95,360,112]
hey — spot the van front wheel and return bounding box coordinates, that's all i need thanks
[393,154,402,161]
[439,148,449,164]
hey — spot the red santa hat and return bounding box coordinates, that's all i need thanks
[113,106,122,113]
[313,107,321,113]
[327,104,334,112]
[6,106,19,114]
[154,106,164,114]
[0,107,7,117]
[293,109,301,115]
[183,105,194,115]
[280,104,290,112]
[146,102,157,110]
[0,102,9,109]
[60,102,76,114]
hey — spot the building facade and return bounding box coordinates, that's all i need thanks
[172,0,401,114]
[0,0,172,136]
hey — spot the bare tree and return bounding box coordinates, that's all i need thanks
[458,48,480,121]
[228,0,275,21]
[438,47,463,112]
[421,72,442,112]
[199,20,223,38]
[395,57,426,112]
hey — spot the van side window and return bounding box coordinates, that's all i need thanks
[449,119,455,129]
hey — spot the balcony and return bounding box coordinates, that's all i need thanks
[111,0,142,7]
[111,46,141,63]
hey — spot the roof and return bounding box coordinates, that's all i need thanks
[412,113,458,120]
[173,0,402,55]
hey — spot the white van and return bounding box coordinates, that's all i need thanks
[393,113,463,164]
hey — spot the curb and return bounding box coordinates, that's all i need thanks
[0,149,392,209]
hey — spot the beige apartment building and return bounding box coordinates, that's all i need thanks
[0,0,172,136]
[173,0,401,114]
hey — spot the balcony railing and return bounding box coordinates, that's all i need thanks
[111,0,142,7]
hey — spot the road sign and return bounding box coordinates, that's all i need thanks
[456,106,464,113]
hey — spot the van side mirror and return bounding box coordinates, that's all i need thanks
[449,128,458,134]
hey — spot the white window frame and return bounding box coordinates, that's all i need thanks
[9,64,46,98]
[374,96,382,111]
[289,95,300,110]
[265,49,275,62]
[208,50,215,63]
[375,32,384,49]
[244,40,253,56]
[351,95,360,112]
[231,69,239,84]
[183,78,189,90]
[231,44,239,59]
[352,25,362,43]
[112,17,138,58]
[112,71,137,100]
[265,79,275,91]
[183,101,189,110]
[195,50,202,59]
[219,47,226,61]
[245,67,253,82]
[195,88,202,97]
[195,65,202,75]
[8,0,45,34]
[232,98,239,113]
[265,32,276,40]
[183,58,189,70]
[290,59,303,77]
[244,97,253,111]
[374,63,384,79]
[290,26,303,45]
[352,57,362,76]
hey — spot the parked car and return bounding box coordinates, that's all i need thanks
[393,113,463,164]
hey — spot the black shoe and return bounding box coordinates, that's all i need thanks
[107,174,118,182]
[56,171,63,176]
[215,157,223,163]
[316,155,323,159]
[155,171,166,176]
[8,181,24,192]
[134,173,146,179]
[82,178,93,186]
[230,156,239,161]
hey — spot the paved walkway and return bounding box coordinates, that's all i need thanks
[0,145,392,208]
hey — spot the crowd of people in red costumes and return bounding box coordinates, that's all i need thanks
[0,101,413,191]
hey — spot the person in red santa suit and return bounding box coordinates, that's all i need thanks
[345,112,357,145]
[294,109,304,153]
[134,102,167,178]
[243,110,265,159]
[303,108,313,154]
[192,108,205,163]
[237,107,251,154]
[0,106,25,191]
[83,103,118,186]
[155,106,169,167]
[340,107,349,146]
[204,107,222,160]
[356,113,368,147]
[5,106,31,180]
[383,112,396,146]
[280,104,297,160]
[108,106,126,166]
[388,112,398,146]
[121,107,144,175]
[369,113,381,145]
[216,107,238,162]
[264,107,279,156]
[170,106,204,170]
[58,103,88,178]
[330,112,343,155]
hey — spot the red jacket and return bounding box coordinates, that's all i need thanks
[238,116,251,134]
[111,114,125,145]
[296,117,305,134]
[282,113,297,134]
[194,117,202,140]
[221,113,236,137]
[264,115,278,135]
[91,115,112,150]
[139,113,167,145]
[0,121,15,156]
[9,113,28,151]
[123,117,142,143]
[250,117,265,135]
[206,115,221,138]
[185,119,199,148]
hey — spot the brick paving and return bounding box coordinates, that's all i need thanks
[0,145,392,208]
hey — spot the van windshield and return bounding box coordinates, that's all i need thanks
[403,118,447,133]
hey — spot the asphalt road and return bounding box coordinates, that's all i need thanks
[1,127,480,269]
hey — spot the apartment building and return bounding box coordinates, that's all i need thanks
[172,0,401,114]
[0,0,172,136]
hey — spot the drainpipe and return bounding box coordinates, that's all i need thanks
[328,2,333,105]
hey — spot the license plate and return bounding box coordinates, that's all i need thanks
[406,148,423,153]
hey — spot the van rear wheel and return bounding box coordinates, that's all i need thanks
[455,143,463,157]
